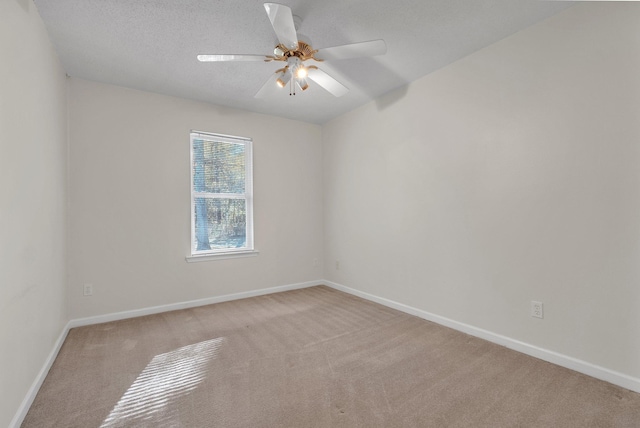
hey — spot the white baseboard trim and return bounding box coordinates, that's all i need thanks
[69,280,324,328]
[10,320,72,428]
[324,280,640,394]
[12,279,323,427]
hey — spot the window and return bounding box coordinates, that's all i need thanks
[189,131,254,260]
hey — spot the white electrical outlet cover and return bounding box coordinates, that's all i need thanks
[531,301,543,319]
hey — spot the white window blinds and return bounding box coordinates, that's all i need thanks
[190,131,254,255]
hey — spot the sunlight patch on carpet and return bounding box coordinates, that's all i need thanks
[101,337,225,427]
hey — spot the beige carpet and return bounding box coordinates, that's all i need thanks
[22,286,640,427]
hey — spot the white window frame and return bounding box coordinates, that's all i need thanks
[186,131,256,262]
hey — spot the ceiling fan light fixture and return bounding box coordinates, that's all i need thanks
[297,78,309,91]
[276,67,292,88]
[296,65,308,79]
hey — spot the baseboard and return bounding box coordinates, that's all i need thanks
[68,280,323,328]
[12,279,322,427]
[10,320,72,428]
[324,280,640,394]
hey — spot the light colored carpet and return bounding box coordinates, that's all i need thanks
[22,286,640,427]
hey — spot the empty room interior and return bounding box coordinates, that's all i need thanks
[2,0,640,426]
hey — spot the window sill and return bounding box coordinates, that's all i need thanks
[185,250,259,263]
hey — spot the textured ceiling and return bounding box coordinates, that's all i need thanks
[33,0,572,124]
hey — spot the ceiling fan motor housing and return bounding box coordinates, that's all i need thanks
[273,41,321,63]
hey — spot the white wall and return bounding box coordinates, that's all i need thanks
[67,79,323,319]
[323,3,640,380]
[0,0,68,425]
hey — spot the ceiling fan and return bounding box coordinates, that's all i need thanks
[197,3,387,98]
